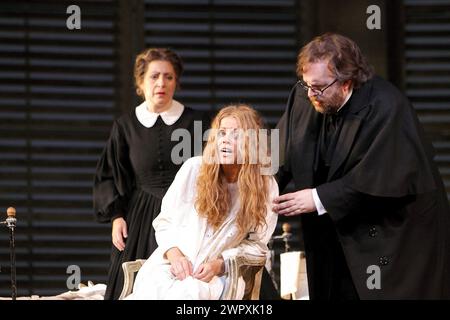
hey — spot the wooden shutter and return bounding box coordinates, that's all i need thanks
[144,0,300,127]
[404,0,450,200]
[0,0,118,296]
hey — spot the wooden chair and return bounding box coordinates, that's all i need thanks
[119,254,266,300]
[118,259,146,300]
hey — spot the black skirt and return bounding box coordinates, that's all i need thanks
[104,188,162,300]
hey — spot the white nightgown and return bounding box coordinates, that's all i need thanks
[126,156,278,300]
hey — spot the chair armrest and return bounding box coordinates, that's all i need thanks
[118,259,146,300]
[221,254,266,300]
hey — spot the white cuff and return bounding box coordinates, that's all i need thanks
[312,188,327,215]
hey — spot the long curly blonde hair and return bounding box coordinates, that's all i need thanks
[195,104,272,239]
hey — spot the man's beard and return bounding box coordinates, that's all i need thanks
[310,90,345,114]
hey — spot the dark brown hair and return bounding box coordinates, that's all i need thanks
[134,48,184,97]
[297,33,374,88]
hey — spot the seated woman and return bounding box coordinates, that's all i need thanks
[127,104,278,300]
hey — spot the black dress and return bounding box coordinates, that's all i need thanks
[93,106,208,300]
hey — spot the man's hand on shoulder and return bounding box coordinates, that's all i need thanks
[272,189,316,216]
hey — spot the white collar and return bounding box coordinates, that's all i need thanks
[337,88,353,113]
[135,100,185,128]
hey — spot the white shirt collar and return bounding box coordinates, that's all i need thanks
[337,88,353,113]
[135,99,185,128]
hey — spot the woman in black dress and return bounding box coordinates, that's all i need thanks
[93,48,208,300]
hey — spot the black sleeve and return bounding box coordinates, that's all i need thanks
[316,178,416,222]
[275,165,292,193]
[274,108,293,192]
[93,120,134,223]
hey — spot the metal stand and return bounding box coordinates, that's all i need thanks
[1,207,17,300]
[267,239,279,292]
[272,222,292,253]
[9,224,17,300]
[267,223,293,294]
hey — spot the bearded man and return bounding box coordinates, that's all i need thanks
[274,33,450,300]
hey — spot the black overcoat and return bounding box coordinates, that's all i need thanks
[277,76,450,299]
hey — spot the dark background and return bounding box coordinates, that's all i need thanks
[0,0,449,296]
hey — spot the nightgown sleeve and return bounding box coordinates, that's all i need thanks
[152,156,200,255]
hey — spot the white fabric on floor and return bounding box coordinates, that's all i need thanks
[0,282,106,300]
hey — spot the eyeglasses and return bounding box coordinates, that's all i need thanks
[297,78,338,96]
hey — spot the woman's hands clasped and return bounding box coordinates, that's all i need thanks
[166,247,224,282]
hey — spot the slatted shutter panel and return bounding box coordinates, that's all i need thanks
[404,0,450,200]
[144,0,300,127]
[0,0,118,296]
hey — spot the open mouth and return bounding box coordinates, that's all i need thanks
[220,147,233,154]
